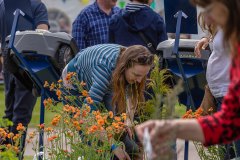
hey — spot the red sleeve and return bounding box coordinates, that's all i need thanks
[198,46,240,146]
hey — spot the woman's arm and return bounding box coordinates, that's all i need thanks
[135,119,205,144]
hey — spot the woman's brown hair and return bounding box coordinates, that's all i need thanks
[192,0,240,55]
[215,0,240,54]
[111,45,153,114]
[198,12,217,38]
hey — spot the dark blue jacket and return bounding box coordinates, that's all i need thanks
[0,0,49,49]
[109,6,168,50]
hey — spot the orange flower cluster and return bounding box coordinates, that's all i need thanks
[43,98,53,108]
[51,115,61,126]
[182,107,204,119]
[16,123,25,132]
[0,128,7,139]
[63,104,77,113]
[86,111,126,139]
[65,72,77,82]
[47,135,58,142]
[26,131,37,144]
[81,90,89,97]
[56,89,62,100]
[86,97,94,104]
[40,77,129,159]
[38,123,45,129]
[12,134,21,142]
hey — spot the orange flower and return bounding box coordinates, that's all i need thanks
[0,129,7,138]
[13,134,21,142]
[76,126,81,131]
[6,144,12,148]
[38,123,45,129]
[16,123,25,131]
[56,89,62,99]
[7,132,14,139]
[58,79,63,83]
[51,115,61,126]
[85,105,91,113]
[72,121,79,127]
[81,90,89,97]
[44,127,53,132]
[121,113,127,121]
[114,116,121,122]
[82,110,88,118]
[26,139,32,143]
[109,111,113,119]
[43,98,53,108]
[29,132,36,139]
[79,120,84,124]
[47,135,58,142]
[86,97,94,104]
[50,82,55,91]
[97,119,105,126]
[13,146,19,153]
[73,111,80,119]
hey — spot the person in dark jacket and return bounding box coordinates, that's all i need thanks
[0,0,49,157]
[108,0,168,52]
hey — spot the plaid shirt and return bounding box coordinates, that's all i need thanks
[72,2,120,50]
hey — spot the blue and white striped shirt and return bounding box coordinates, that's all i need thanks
[67,44,121,110]
[72,2,120,51]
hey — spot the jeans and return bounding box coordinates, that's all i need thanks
[2,68,37,155]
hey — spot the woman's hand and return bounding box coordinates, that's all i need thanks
[135,120,177,158]
[113,147,131,160]
[194,37,210,58]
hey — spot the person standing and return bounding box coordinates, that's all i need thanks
[109,0,167,52]
[135,0,240,159]
[195,11,240,158]
[0,0,49,156]
[72,0,120,51]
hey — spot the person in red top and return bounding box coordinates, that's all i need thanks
[135,0,240,158]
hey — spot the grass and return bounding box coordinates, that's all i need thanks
[0,84,55,127]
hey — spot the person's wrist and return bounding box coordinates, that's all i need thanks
[171,120,180,137]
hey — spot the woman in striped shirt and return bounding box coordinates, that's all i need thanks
[62,43,154,159]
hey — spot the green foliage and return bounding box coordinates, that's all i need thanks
[138,56,184,121]
[194,142,225,160]
[0,151,18,160]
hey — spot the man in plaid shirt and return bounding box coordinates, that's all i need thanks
[72,0,120,51]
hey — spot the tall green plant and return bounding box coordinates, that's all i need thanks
[138,56,183,121]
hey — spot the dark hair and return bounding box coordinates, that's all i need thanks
[217,0,240,53]
[190,0,212,7]
[129,0,149,4]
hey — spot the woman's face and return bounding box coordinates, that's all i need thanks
[205,2,229,27]
[125,64,151,84]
